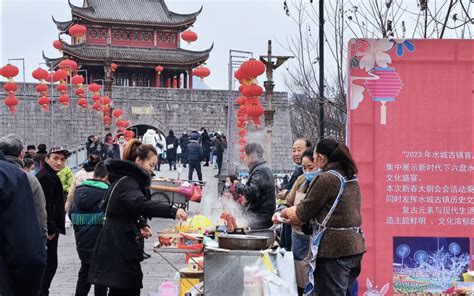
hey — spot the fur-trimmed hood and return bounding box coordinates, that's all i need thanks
[105,159,150,188]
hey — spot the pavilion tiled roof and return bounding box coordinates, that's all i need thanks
[69,0,202,27]
[58,41,212,67]
[52,16,73,32]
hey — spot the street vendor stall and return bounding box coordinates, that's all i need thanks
[153,211,297,296]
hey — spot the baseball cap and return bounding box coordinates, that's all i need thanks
[48,146,72,159]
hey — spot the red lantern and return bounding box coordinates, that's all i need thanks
[36,84,48,93]
[38,96,51,111]
[32,68,49,81]
[57,84,68,92]
[237,108,247,117]
[45,72,58,83]
[115,120,124,128]
[53,39,62,51]
[101,96,111,105]
[234,68,249,81]
[155,65,164,75]
[77,98,88,108]
[241,58,266,79]
[240,84,264,97]
[71,75,84,86]
[75,88,85,96]
[112,109,123,118]
[238,129,247,137]
[3,82,17,92]
[68,24,87,38]
[240,154,246,161]
[58,95,70,106]
[59,59,78,72]
[102,105,110,114]
[91,94,101,102]
[88,83,101,93]
[121,120,130,128]
[238,137,247,145]
[193,66,210,81]
[124,130,135,139]
[245,97,260,105]
[236,96,247,105]
[181,30,198,44]
[111,63,118,72]
[103,115,111,125]
[54,69,69,81]
[246,105,264,117]
[92,102,101,111]
[237,121,246,129]
[4,93,19,111]
[1,64,19,79]
[252,116,261,126]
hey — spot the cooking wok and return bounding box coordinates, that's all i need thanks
[218,234,268,250]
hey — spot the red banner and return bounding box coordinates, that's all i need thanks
[347,39,473,295]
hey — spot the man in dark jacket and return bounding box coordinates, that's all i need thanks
[214,134,227,176]
[36,146,71,296]
[187,132,203,181]
[200,128,211,166]
[179,130,190,168]
[0,150,46,296]
[277,138,312,251]
[0,134,48,244]
[237,143,276,229]
[70,161,108,296]
[165,130,179,170]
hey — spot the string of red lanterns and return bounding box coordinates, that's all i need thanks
[234,58,266,161]
[32,67,51,111]
[2,64,20,114]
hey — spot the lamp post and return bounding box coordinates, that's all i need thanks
[318,0,325,140]
[259,40,292,168]
[39,61,56,145]
[7,58,27,143]
[226,49,253,175]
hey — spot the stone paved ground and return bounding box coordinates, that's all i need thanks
[50,164,220,296]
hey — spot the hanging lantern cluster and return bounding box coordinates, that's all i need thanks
[234,58,266,161]
[1,64,20,114]
[55,69,70,107]
[32,67,51,111]
[181,29,198,45]
[72,74,87,108]
[193,64,211,81]
[88,83,102,112]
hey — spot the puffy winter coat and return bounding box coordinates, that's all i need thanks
[186,141,203,162]
[70,179,108,263]
[88,160,178,289]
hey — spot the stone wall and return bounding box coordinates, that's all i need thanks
[0,83,293,172]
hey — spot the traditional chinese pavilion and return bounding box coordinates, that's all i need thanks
[44,0,212,89]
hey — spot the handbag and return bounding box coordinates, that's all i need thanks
[190,185,202,203]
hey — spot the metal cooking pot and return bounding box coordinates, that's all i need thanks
[218,234,268,250]
[246,229,275,248]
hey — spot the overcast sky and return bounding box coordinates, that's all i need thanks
[0,0,299,91]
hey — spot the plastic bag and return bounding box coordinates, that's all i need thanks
[274,249,298,295]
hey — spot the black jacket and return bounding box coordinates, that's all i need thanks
[180,134,190,162]
[165,135,179,161]
[214,138,227,157]
[187,141,203,162]
[70,179,109,263]
[88,160,178,289]
[201,131,211,154]
[0,151,46,296]
[36,162,66,235]
[237,160,276,229]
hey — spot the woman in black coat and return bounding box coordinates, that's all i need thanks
[200,128,211,166]
[165,130,179,171]
[88,140,187,295]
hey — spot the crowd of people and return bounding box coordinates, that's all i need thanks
[0,126,365,296]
